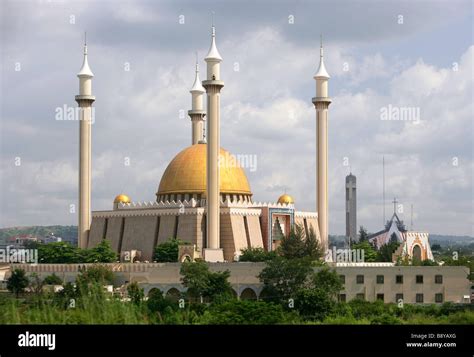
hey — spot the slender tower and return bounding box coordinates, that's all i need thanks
[312,37,331,251]
[75,36,95,249]
[345,173,357,243]
[202,23,224,262]
[188,55,206,144]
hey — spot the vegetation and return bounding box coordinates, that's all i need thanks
[358,226,369,241]
[1,224,472,325]
[180,260,233,302]
[7,269,29,297]
[278,224,323,260]
[350,240,377,262]
[153,238,183,262]
[43,274,63,285]
[238,247,277,262]
[33,240,117,264]
[2,264,473,325]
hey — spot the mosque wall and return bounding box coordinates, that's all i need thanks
[220,214,239,261]
[246,215,264,248]
[106,217,125,252]
[157,215,177,245]
[121,216,159,261]
[88,217,106,248]
[177,214,205,250]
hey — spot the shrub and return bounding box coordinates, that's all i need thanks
[239,247,277,262]
[153,238,182,262]
[43,274,63,285]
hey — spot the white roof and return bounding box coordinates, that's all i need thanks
[190,62,205,93]
[314,46,330,79]
[77,45,94,78]
[205,26,222,62]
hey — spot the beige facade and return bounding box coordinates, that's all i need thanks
[10,263,471,304]
[89,200,307,262]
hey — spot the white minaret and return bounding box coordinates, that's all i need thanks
[75,35,95,249]
[202,23,224,262]
[188,55,206,145]
[312,37,331,251]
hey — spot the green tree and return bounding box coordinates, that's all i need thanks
[153,238,182,262]
[258,257,313,302]
[38,242,79,263]
[431,244,441,251]
[7,269,29,298]
[311,267,343,300]
[351,240,377,262]
[82,240,117,263]
[239,247,277,262]
[305,226,323,260]
[377,241,400,262]
[359,226,369,242]
[278,224,306,259]
[295,288,334,320]
[203,300,293,324]
[127,282,144,305]
[294,268,343,320]
[147,288,175,316]
[43,274,63,285]
[76,264,114,290]
[180,260,233,302]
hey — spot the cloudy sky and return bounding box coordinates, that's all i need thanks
[1,0,473,236]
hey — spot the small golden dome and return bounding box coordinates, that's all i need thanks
[114,194,131,204]
[157,144,252,197]
[277,193,294,204]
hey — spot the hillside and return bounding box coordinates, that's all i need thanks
[0,225,77,245]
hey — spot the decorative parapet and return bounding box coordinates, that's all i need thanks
[93,207,205,218]
[220,207,262,216]
[295,211,318,219]
[118,198,199,210]
[221,199,294,209]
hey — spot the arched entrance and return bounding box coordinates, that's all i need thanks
[412,244,422,262]
[240,287,258,300]
[165,287,181,302]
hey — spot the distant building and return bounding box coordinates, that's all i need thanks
[368,210,433,262]
[345,173,357,242]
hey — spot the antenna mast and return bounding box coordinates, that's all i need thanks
[383,155,385,225]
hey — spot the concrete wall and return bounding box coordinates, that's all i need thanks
[157,215,176,245]
[10,263,471,304]
[88,217,106,248]
[337,265,471,304]
[121,216,159,261]
[106,217,124,252]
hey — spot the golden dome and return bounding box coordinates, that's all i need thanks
[157,144,252,197]
[114,194,131,204]
[277,193,294,204]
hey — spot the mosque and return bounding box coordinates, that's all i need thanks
[75,25,331,262]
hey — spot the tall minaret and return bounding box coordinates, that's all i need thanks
[312,37,331,251]
[188,55,206,145]
[75,35,95,249]
[202,23,224,262]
